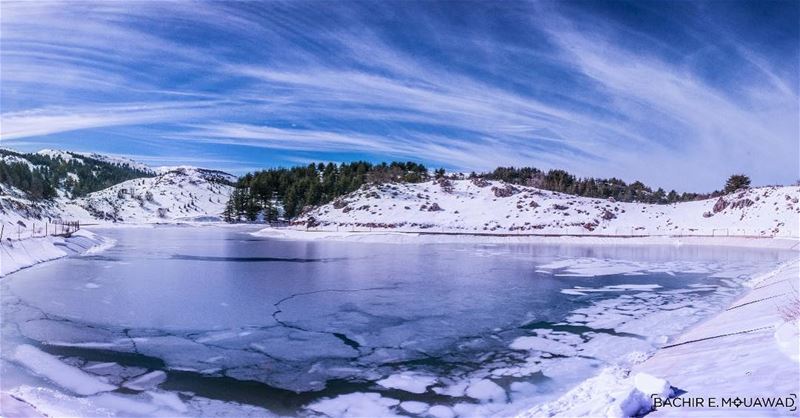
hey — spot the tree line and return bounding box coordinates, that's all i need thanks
[478,167,712,204]
[0,149,153,200]
[226,162,754,223]
[223,161,429,222]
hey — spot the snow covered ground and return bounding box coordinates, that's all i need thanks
[518,259,800,417]
[64,167,234,223]
[291,180,799,238]
[0,229,114,277]
[1,166,234,228]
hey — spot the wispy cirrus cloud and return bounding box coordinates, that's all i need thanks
[1,0,796,189]
[0,101,226,139]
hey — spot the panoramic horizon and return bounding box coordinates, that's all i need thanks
[1,0,798,192]
[1,2,799,418]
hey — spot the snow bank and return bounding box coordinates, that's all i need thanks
[774,321,800,363]
[518,259,800,417]
[254,227,800,252]
[13,345,116,396]
[0,229,113,277]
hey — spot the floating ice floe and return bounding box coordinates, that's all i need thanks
[560,284,662,296]
[376,372,437,394]
[306,392,402,418]
[509,336,577,356]
[464,378,507,403]
[122,370,167,391]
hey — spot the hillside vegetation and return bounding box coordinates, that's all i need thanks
[226,163,742,223]
[0,149,153,199]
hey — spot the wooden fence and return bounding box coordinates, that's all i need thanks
[0,220,80,243]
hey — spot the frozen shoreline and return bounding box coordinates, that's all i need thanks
[0,229,115,277]
[253,226,800,251]
[517,258,800,417]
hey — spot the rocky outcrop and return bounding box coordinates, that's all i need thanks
[492,185,518,198]
[713,197,728,213]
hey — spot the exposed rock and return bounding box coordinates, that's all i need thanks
[601,209,616,220]
[529,200,539,208]
[491,185,518,198]
[712,197,727,213]
[427,202,443,211]
[332,199,348,209]
[436,178,454,193]
[729,198,755,210]
[470,177,490,188]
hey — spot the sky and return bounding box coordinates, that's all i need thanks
[0,0,797,192]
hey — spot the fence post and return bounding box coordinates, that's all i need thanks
[0,224,3,241]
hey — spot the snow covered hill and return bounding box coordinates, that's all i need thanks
[35,148,154,175]
[1,150,235,228]
[292,179,800,237]
[66,167,234,223]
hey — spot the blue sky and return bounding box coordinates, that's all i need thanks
[1,0,797,191]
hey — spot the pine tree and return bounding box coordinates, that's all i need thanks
[724,174,751,194]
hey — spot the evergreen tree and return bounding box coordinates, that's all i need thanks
[724,174,751,194]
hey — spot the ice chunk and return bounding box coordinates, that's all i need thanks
[148,390,188,413]
[633,373,671,399]
[376,372,437,394]
[428,405,456,418]
[399,401,429,414]
[509,336,577,356]
[91,393,160,415]
[306,393,401,418]
[123,370,167,391]
[13,344,116,395]
[605,388,649,418]
[465,379,506,403]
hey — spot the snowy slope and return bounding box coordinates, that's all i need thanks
[36,149,152,173]
[66,167,234,223]
[1,149,235,227]
[72,151,154,173]
[292,179,800,237]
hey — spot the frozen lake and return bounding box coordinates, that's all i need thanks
[1,226,794,417]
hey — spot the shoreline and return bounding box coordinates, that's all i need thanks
[0,229,115,277]
[252,226,800,251]
[517,258,800,417]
